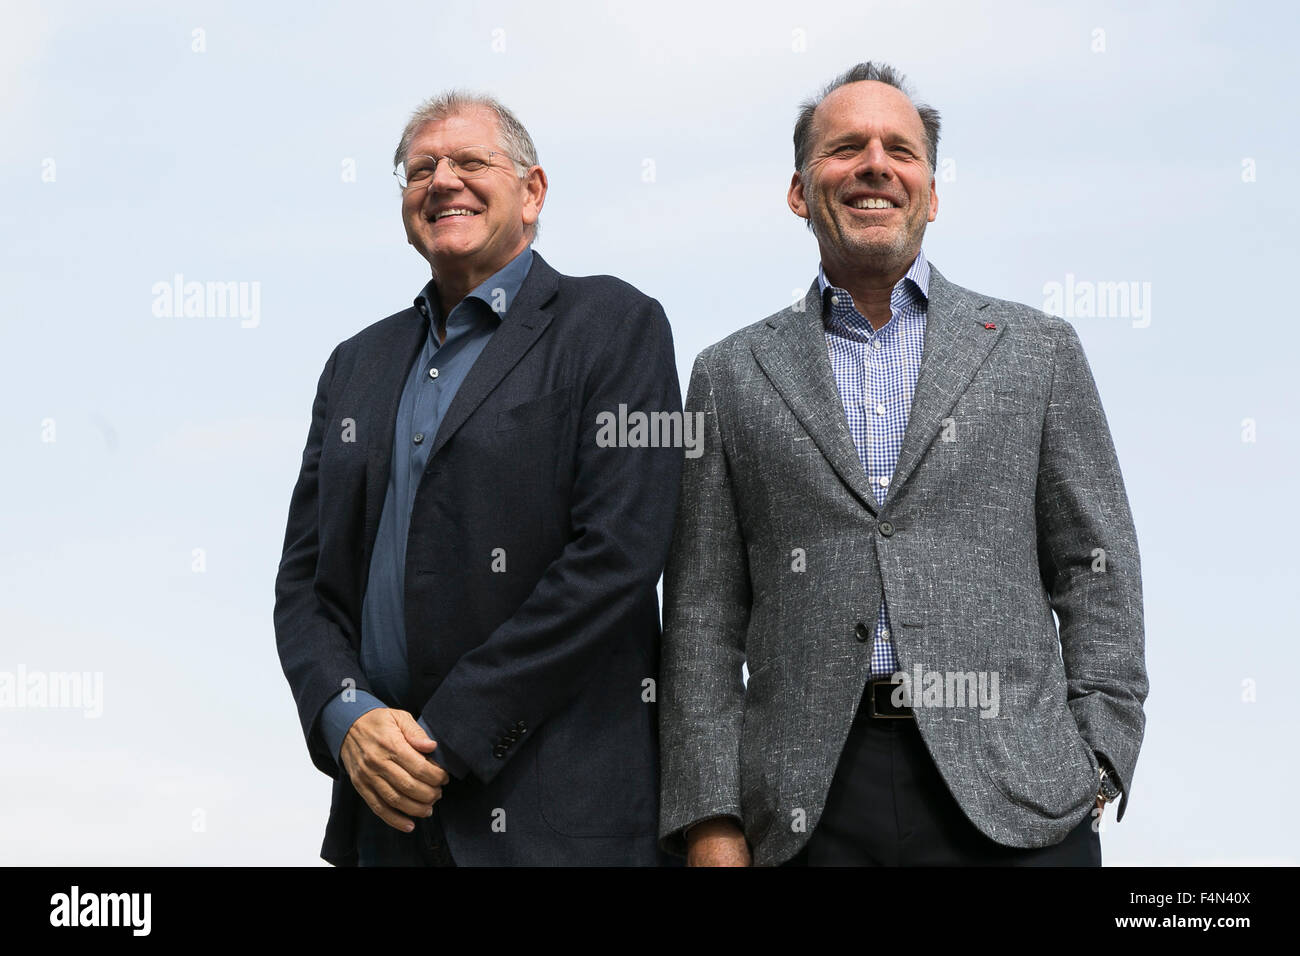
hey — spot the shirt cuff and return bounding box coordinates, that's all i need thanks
[319,690,388,768]
[417,716,470,779]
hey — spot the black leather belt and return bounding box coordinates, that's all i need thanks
[865,677,914,719]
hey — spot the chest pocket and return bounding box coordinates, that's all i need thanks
[497,385,573,430]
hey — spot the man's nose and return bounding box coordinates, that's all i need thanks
[428,157,465,192]
[851,139,892,178]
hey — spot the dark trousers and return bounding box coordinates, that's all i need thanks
[356,801,457,867]
[784,702,1101,867]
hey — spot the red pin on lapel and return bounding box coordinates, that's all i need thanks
[983,322,997,330]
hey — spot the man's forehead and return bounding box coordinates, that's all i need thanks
[410,108,501,149]
[814,81,924,141]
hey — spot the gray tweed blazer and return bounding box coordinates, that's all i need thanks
[658,264,1147,865]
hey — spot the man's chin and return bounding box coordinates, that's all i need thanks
[817,230,907,264]
[419,238,482,264]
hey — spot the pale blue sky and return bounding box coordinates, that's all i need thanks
[2,0,1297,864]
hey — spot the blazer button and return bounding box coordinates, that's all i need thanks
[492,745,507,759]
[879,521,895,537]
[855,622,871,643]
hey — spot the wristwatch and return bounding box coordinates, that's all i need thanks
[1096,760,1122,807]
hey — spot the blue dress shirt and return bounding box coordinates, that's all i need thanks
[819,250,929,677]
[318,247,535,778]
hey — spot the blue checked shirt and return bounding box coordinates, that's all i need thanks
[818,250,929,677]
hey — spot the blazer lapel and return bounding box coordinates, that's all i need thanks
[427,251,559,460]
[360,252,560,567]
[751,280,880,515]
[889,265,1002,497]
[362,306,426,568]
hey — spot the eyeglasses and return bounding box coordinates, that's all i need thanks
[394,146,525,189]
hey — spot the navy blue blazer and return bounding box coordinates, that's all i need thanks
[274,252,683,865]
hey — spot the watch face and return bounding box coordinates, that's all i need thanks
[1097,768,1120,801]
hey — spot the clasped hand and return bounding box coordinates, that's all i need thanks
[340,708,450,833]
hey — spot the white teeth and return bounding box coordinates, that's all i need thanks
[434,209,479,219]
[852,197,896,209]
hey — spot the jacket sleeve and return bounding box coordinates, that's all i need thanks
[657,354,752,856]
[273,344,378,779]
[1035,321,1148,822]
[418,294,684,784]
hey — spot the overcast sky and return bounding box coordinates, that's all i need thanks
[2,0,1297,865]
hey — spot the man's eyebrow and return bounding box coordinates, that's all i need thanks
[820,129,922,151]
[818,133,860,152]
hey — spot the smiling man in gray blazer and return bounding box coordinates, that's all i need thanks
[658,62,1148,866]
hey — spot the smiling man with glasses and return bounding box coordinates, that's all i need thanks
[275,91,683,866]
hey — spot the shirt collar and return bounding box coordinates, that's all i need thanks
[817,248,930,302]
[817,249,929,339]
[414,245,535,333]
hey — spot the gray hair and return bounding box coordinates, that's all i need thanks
[394,90,542,240]
[793,62,941,178]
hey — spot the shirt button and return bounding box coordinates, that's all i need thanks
[413,433,425,445]
[875,403,886,416]
[879,475,890,487]
[872,340,882,350]
[831,295,840,306]
[428,367,439,379]
[881,628,891,640]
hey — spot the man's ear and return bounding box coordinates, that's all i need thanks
[928,175,938,223]
[522,166,548,229]
[787,170,809,221]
